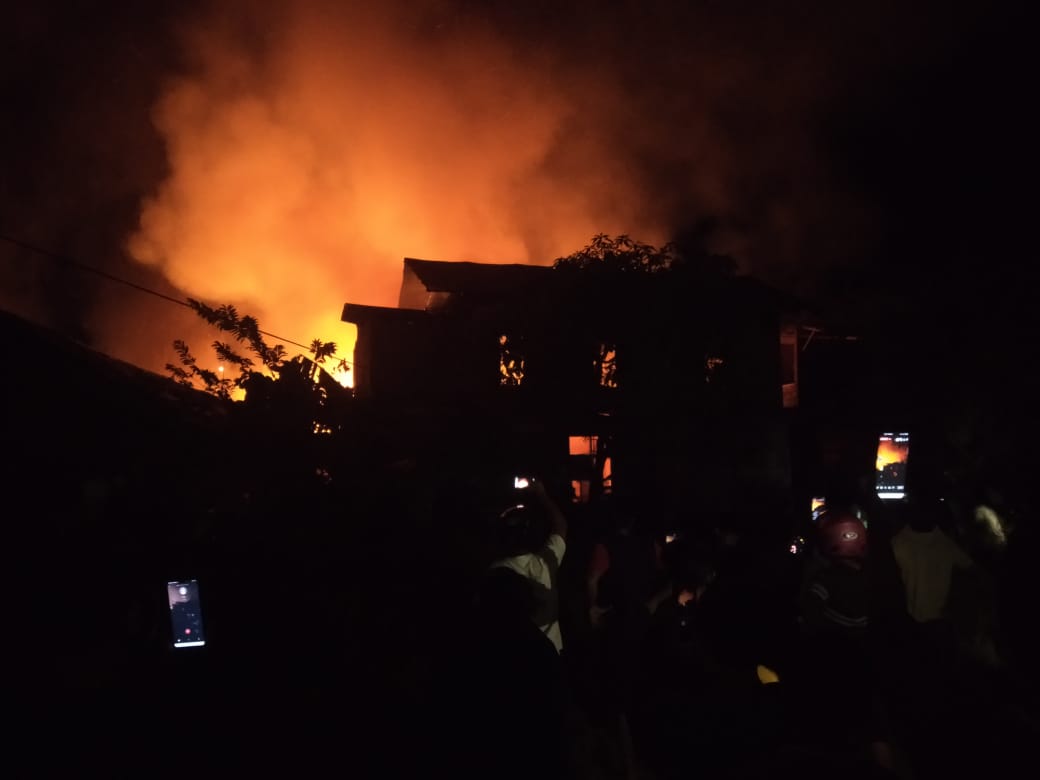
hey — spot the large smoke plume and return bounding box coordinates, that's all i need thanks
[127,0,907,370]
[4,0,983,378]
[128,1,669,367]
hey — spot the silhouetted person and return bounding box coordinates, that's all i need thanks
[489,477,568,653]
[999,500,1040,700]
[587,498,670,629]
[585,496,670,779]
[450,567,569,780]
[795,508,898,774]
[890,497,973,636]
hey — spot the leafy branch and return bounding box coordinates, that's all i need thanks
[166,300,351,408]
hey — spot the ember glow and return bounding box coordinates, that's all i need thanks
[127,1,661,379]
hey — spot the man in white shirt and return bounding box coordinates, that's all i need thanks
[891,501,973,623]
[491,477,568,653]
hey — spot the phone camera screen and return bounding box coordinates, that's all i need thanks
[875,432,911,500]
[167,580,206,648]
[811,497,827,522]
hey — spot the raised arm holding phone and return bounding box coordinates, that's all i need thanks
[523,476,567,541]
[491,475,568,653]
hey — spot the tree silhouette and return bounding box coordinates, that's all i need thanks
[552,233,678,274]
[548,233,737,400]
[166,298,352,432]
[553,232,735,277]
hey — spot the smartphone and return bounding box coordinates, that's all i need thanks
[167,579,206,648]
[514,476,531,489]
[875,432,911,500]
[811,496,827,522]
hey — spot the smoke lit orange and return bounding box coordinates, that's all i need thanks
[125,2,663,382]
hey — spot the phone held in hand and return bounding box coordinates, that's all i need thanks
[167,579,206,649]
[875,432,911,500]
[514,476,531,489]
[811,496,827,522]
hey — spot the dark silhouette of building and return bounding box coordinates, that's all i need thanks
[342,257,847,514]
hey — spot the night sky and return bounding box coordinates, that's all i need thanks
[1,1,1033,389]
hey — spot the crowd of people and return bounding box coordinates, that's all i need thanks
[441,473,1037,779]
[11,456,1038,777]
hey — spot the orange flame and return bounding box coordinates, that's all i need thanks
[875,438,909,471]
[125,3,664,378]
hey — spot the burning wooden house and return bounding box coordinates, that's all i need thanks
[343,257,832,513]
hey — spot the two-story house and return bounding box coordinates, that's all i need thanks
[343,257,832,514]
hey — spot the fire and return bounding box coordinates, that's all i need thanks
[125,2,662,380]
[329,364,352,389]
[875,439,909,471]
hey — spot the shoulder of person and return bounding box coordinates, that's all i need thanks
[544,533,566,563]
[493,555,531,573]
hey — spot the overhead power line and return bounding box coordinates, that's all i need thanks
[0,232,351,364]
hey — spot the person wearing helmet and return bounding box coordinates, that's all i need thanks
[795,508,903,773]
[800,508,869,636]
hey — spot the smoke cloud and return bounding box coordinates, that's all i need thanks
[128,1,670,369]
[4,0,990,379]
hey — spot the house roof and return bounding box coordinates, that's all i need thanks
[403,257,811,312]
[347,256,843,336]
[402,258,554,296]
[341,302,427,325]
[2,307,227,420]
